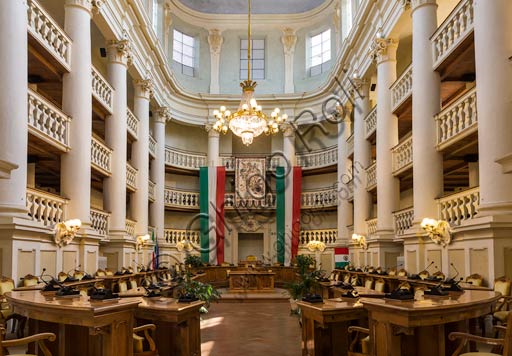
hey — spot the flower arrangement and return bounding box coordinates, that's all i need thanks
[53,219,81,247]
[421,218,452,247]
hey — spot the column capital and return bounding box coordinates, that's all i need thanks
[155,107,171,123]
[205,124,220,137]
[398,0,411,9]
[281,123,295,138]
[65,0,102,15]
[411,0,437,11]
[208,29,223,56]
[106,38,132,67]
[281,28,297,56]
[370,37,399,64]
[350,78,369,100]
[133,79,153,100]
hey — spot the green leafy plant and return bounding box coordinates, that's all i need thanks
[179,272,220,314]
[295,254,315,275]
[184,254,204,268]
[286,254,323,302]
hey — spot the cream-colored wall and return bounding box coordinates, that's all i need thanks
[399,188,413,210]
[295,121,339,153]
[166,121,207,152]
[165,211,200,230]
[91,188,104,210]
[165,173,200,190]
[302,172,337,190]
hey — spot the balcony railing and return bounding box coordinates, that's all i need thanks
[27,0,71,70]
[149,135,156,158]
[366,162,377,191]
[28,89,71,152]
[391,64,412,112]
[127,108,139,140]
[347,135,354,157]
[394,207,414,235]
[392,134,413,175]
[26,188,68,227]
[221,155,281,171]
[91,136,112,176]
[296,145,338,170]
[301,187,338,209]
[164,228,200,245]
[365,106,377,139]
[224,192,276,209]
[300,229,338,245]
[164,188,200,209]
[432,0,475,69]
[165,147,206,170]
[90,208,110,237]
[91,66,113,114]
[436,88,477,150]
[148,179,156,202]
[366,218,378,236]
[126,162,137,191]
[438,186,479,226]
[125,218,136,238]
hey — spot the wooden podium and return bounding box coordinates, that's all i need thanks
[228,271,275,291]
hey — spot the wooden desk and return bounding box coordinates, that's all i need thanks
[6,290,140,356]
[361,290,501,356]
[297,299,367,356]
[135,298,204,356]
[228,271,275,291]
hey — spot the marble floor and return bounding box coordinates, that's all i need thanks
[200,302,302,356]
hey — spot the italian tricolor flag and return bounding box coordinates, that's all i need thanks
[335,247,350,268]
[199,166,226,265]
[276,166,302,266]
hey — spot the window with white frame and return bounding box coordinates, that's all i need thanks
[173,29,195,77]
[309,29,331,76]
[240,39,265,80]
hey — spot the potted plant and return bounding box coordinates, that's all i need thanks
[286,254,323,314]
[184,255,204,268]
[177,271,220,314]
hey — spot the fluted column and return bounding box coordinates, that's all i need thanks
[104,38,131,238]
[282,123,296,264]
[206,125,220,167]
[131,79,152,237]
[373,37,399,237]
[474,0,512,215]
[281,28,297,94]
[150,108,169,243]
[208,29,223,94]
[337,104,353,244]
[353,80,372,236]
[0,0,27,216]
[61,0,93,225]
[411,0,443,224]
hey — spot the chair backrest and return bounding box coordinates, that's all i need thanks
[96,269,106,277]
[418,270,430,280]
[364,278,374,290]
[151,274,158,284]
[57,272,68,282]
[465,273,483,287]
[388,268,397,276]
[374,279,386,293]
[432,271,445,281]
[343,273,351,283]
[105,269,114,276]
[0,277,14,296]
[73,271,85,281]
[502,312,512,356]
[22,274,39,287]
[0,327,56,356]
[133,324,157,356]
[350,275,359,286]
[494,277,511,296]
[397,269,408,277]
[129,279,138,290]
[118,281,128,293]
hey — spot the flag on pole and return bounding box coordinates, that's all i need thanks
[152,229,159,270]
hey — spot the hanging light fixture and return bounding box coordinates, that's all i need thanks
[212,0,287,146]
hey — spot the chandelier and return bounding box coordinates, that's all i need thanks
[212,0,287,146]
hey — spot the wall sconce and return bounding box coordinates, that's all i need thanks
[421,218,452,247]
[54,219,81,247]
[351,233,367,250]
[176,240,194,252]
[136,234,151,251]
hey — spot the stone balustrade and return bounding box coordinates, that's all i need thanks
[438,186,479,226]
[366,162,377,190]
[26,188,68,227]
[127,108,139,140]
[148,179,155,202]
[91,66,113,114]
[301,187,338,209]
[347,135,354,157]
[149,135,156,158]
[296,145,338,169]
[164,188,200,209]
[432,0,475,69]
[224,192,276,209]
[392,134,413,175]
[126,162,137,191]
[165,147,206,170]
[91,136,112,176]
[366,218,378,236]
[27,0,72,70]
[394,207,414,235]
[164,228,200,245]
[125,219,136,238]
[365,106,377,139]
[436,87,477,150]
[391,64,412,112]
[27,88,71,152]
[300,229,338,245]
[90,208,110,237]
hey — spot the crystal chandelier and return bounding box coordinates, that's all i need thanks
[212,0,287,146]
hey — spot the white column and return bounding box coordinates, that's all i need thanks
[411,0,443,223]
[206,125,220,167]
[281,28,297,94]
[150,108,169,243]
[104,39,131,238]
[131,79,152,236]
[0,0,27,216]
[474,0,512,215]
[61,0,93,225]
[337,104,353,244]
[208,29,223,94]
[352,80,372,235]
[282,123,296,265]
[373,37,399,237]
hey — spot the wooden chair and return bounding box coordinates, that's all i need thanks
[348,326,370,356]
[133,324,157,356]
[418,270,430,280]
[21,275,39,288]
[374,279,386,293]
[364,277,374,290]
[350,275,360,286]
[432,271,445,281]
[117,280,128,293]
[95,269,106,277]
[129,278,138,290]
[448,311,512,356]
[0,327,56,356]
[57,272,68,283]
[397,269,408,277]
[493,277,512,325]
[104,269,115,277]
[343,273,351,284]
[366,266,375,273]
[388,268,397,276]
[73,270,85,281]
[466,274,484,287]
[0,277,26,338]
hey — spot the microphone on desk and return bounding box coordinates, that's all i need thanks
[410,261,434,280]
[64,264,81,282]
[40,268,79,296]
[443,263,464,292]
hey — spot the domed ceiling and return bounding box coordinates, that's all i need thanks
[176,0,326,14]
